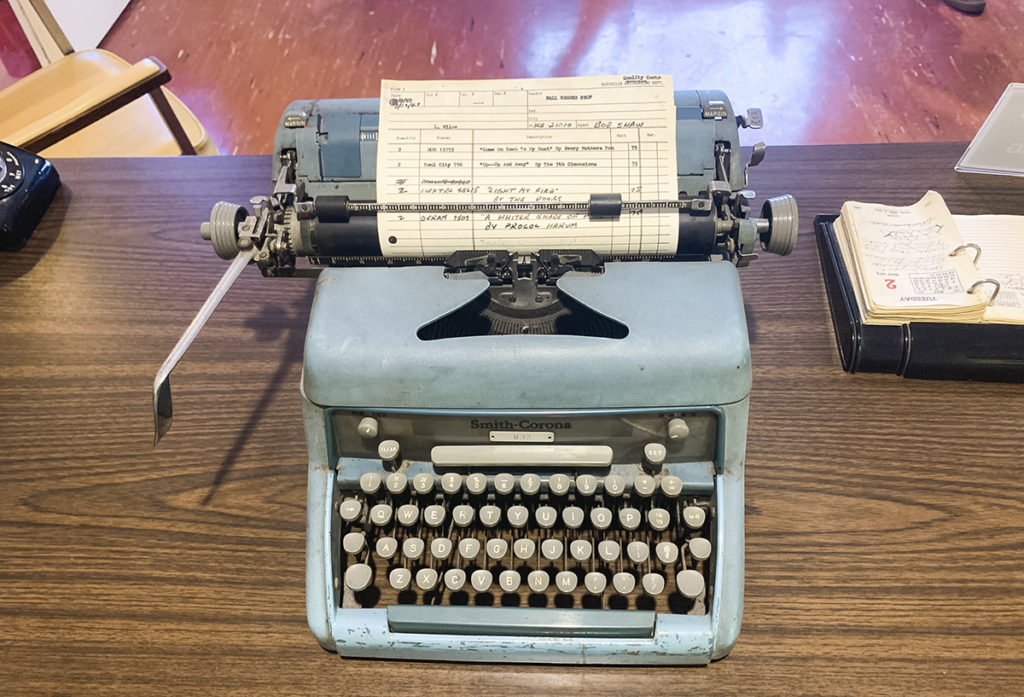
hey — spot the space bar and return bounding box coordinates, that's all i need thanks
[387,605,655,638]
[430,444,613,467]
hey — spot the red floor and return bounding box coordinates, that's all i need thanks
[2,0,1020,154]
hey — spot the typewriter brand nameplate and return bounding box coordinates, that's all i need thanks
[376,75,679,257]
[489,430,555,443]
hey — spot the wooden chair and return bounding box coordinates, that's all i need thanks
[0,2,216,156]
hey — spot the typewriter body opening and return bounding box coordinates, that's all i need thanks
[155,86,797,664]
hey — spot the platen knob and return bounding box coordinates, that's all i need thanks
[760,194,799,256]
[201,201,247,260]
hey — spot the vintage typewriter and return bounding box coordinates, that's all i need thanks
[154,88,798,664]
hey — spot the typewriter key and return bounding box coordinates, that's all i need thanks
[676,569,705,599]
[389,568,412,591]
[584,571,607,595]
[688,537,712,562]
[344,563,373,592]
[527,570,550,593]
[612,572,636,595]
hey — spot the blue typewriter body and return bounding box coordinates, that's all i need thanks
[284,91,779,664]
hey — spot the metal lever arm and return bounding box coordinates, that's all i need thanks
[152,248,257,444]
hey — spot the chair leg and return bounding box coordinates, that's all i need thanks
[150,88,198,155]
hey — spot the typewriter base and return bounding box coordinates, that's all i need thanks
[304,401,746,665]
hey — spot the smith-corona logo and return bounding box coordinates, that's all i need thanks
[470,419,572,430]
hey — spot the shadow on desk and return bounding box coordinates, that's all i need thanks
[201,283,313,506]
[0,184,69,284]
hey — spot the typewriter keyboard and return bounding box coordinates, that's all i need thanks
[334,471,713,614]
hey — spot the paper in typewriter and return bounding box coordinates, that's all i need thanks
[376,75,679,257]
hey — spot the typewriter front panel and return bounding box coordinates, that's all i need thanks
[305,402,745,664]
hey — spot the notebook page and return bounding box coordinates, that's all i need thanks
[840,191,984,314]
[953,215,1024,324]
[376,75,678,257]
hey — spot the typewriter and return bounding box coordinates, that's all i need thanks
[154,87,798,664]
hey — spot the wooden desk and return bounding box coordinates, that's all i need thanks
[2,144,1023,696]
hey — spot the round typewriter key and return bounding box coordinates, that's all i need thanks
[506,505,529,528]
[377,440,401,462]
[499,570,522,592]
[575,474,598,497]
[633,474,657,497]
[590,507,612,530]
[561,506,585,529]
[655,541,679,565]
[647,507,671,531]
[471,569,493,592]
[688,537,712,562]
[356,417,379,439]
[339,498,362,522]
[676,569,705,599]
[479,505,501,528]
[452,504,475,527]
[603,474,626,497]
[528,570,550,593]
[555,571,578,593]
[513,538,536,560]
[385,472,408,495]
[541,539,563,561]
[416,568,439,591]
[486,538,509,560]
[627,541,650,564]
[423,504,446,528]
[444,568,467,591]
[548,473,572,496]
[376,536,398,560]
[389,567,412,591]
[466,472,487,495]
[683,506,707,530]
[569,539,593,562]
[660,475,684,498]
[440,473,463,495]
[535,506,557,529]
[643,443,667,468]
[412,473,434,495]
[494,473,516,495]
[396,503,419,527]
[667,418,690,441]
[402,537,425,560]
[642,572,666,596]
[585,571,607,595]
[342,531,366,555]
[369,503,393,527]
[618,507,642,530]
[458,538,481,560]
[597,540,620,563]
[430,537,453,560]
[359,472,382,495]
[344,563,373,592]
[519,473,541,496]
[612,572,636,595]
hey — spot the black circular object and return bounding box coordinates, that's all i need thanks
[0,149,24,199]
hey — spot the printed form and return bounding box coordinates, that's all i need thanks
[376,75,678,257]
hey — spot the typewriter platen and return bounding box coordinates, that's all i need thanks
[154,88,798,664]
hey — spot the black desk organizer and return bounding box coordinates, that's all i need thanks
[814,215,1024,383]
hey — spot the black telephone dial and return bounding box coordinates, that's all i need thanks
[0,142,61,251]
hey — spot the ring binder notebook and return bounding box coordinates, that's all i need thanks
[815,215,1024,383]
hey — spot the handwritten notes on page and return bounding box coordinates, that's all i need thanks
[835,191,989,323]
[376,75,678,258]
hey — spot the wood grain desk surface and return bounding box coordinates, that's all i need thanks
[2,144,1023,696]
